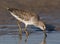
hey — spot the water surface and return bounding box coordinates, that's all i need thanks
[0,28,60,44]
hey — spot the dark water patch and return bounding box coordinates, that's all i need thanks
[46,24,56,31]
[27,25,42,31]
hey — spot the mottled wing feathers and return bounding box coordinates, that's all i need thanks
[11,8,38,20]
[8,8,40,21]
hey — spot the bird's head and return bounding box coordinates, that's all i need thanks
[38,21,47,37]
[38,21,46,31]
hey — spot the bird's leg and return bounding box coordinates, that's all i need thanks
[43,30,47,38]
[17,20,22,40]
[24,26,29,42]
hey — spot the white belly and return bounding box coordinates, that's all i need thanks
[23,20,33,26]
[10,12,34,26]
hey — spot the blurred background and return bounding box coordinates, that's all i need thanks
[0,0,60,30]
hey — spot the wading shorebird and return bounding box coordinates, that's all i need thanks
[7,8,47,39]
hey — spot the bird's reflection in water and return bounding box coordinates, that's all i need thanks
[19,34,22,40]
[40,35,47,44]
[25,33,30,44]
[18,33,29,44]
[18,35,22,44]
[24,33,47,44]
[18,31,47,44]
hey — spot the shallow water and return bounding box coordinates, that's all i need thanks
[0,28,60,44]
